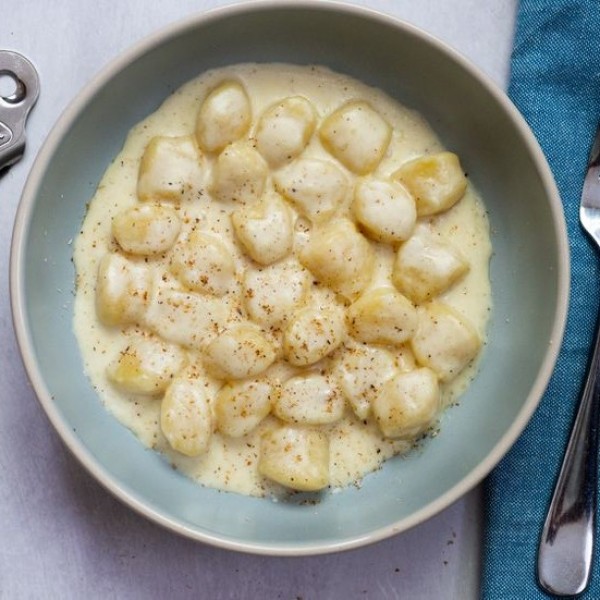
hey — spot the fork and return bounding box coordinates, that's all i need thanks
[537,123,600,596]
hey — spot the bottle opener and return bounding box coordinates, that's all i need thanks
[0,50,39,171]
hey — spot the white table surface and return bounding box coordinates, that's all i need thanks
[1,1,517,598]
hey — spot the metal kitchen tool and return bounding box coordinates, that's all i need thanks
[0,50,39,171]
[538,122,600,596]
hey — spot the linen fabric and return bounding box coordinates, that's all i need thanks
[482,1,600,597]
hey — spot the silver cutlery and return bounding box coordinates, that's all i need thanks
[538,122,600,596]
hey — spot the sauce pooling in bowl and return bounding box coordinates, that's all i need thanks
[73,63,491,498]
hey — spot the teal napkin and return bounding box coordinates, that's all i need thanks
[482,1,600,597]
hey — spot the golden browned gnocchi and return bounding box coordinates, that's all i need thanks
[393,152,468,216]
[195,80,251,153]
[74,63,491,499]
[106,332,187,396]
[137,135,204,203]
[299,218,374,300]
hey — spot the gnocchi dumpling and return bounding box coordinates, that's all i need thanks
[273,158,348,223]
[258,426,330,491]
[95,253,153,327]
[231,192,294,265]
[112,204,181,256]
[334,344,397,420]
[299,219,374,300]
[372,367,440,439]
[352,178,416,244]
[203,323,276,380]
[283,303,346,366]
[243,261,310,329]
[392,224,469,304]
[274,374,345,425]
[169,231,236,296]
[347,287,417,345]
[411,302,481,382]
[215,379,274,438]
[137,135,204,203]
[161,377,213,456]
[320,101,391,175]
[393,152,467,216]
[107,333,187,396]
[195,80,251,153]
[145,285,232,349]
[255,96,317,167]
[211,141,269,204]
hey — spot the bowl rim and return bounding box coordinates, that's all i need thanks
[9,0,570,556]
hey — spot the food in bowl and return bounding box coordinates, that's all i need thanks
[73,62,491,498]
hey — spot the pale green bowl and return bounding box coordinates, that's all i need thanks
[10,1,569,555]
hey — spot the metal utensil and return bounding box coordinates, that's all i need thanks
[0,50,39,171]
[537,123,600,596]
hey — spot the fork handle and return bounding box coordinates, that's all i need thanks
[537,320,600,596]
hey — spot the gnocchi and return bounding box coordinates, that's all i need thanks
[411,302,482,382]
[255,96,317,167]
[95,253,152,327]
[258,426,330,492]
[112,204,181,256]
[299,218,374,300]
[274,374,345,426]
[335,344,397,420]
[74,63,491,499]
[320,101,392,174]
[210,140,268,204]
[161,377,213,456]
[273,158,348,223]
[169,230,236,297]
[347,287,418,345]
[393,152,467,216]
[203,323,276,380]
[215,379,274,438]
[137,135,204,203]
[352,178,416,244]
[372,368,440,439]
[283,303,346,366]
[392,224,469,304]
[195,80,251,153]
[242,261,310,329]
[231,192,293,265]
[106,332,187,396]
[145,285,232,349]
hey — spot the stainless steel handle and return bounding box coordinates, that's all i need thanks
[0,50,39,170]
[538,319,600,596]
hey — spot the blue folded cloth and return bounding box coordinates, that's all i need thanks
[482,1,600,597]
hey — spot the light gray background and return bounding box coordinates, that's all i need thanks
[1,1,517,598]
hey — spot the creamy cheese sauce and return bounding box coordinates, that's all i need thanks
[73,64,492,498]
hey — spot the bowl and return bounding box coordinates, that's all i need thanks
[10,1,569,555]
